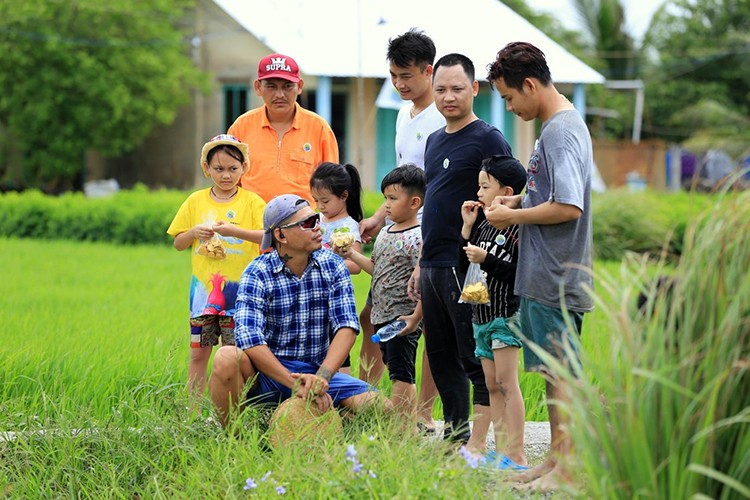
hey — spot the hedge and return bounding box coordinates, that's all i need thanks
[0,186,718,260]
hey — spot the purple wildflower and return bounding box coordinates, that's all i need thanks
[261,471,272,482]
[352,462,363,474]
[346,444,357,461]
[275,486,286,495]
[457,446,480,469]
[244,478,257,490]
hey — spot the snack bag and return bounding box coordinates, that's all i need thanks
[459,262,490,305]
[198,235,227,260]
[330,229,355,253]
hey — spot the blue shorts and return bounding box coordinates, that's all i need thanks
[518,298,584,374]
[473,315,522,360]
[246,359,374,407]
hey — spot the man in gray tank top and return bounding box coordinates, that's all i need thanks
[484,41,594,493]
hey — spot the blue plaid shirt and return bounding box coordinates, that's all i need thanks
[234,249,360,365]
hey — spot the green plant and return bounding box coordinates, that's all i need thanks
[556,188,750,498]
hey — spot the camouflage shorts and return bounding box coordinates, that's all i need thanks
[189,315,235,348]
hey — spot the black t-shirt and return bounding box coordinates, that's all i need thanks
[421,119,512,267]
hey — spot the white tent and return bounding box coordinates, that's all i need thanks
[214,0,604,84]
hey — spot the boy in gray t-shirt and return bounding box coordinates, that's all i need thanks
[333,164,425,427]
[484,42,594,492]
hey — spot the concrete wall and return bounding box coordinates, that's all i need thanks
[87,0,270,190]
[82,0,542,193]
[593,139,668,190]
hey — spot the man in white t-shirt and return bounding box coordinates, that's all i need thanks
[359,28,445,434]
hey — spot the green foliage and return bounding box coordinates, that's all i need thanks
[0,188,722,260]
[0,188,186,245]
[591,189,716,260]
[573,0,638,79]
[0,0,209,192]
[559,188,750,498]
[673,99,750,158]
[642,0,750,148]
[501,0,589,58]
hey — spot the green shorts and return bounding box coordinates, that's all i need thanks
[518,298,584,374]
[473,315,522,360]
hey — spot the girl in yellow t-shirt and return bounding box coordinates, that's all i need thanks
[167,134,266,410]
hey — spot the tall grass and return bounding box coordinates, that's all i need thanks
[557,187,750,498]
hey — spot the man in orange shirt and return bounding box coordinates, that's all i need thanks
[228,53,339,205]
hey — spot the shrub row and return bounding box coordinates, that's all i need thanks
[0,185,185,246]
[0,187,717,259]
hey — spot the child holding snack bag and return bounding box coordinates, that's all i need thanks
[309,161,365,375]
[459,154,528,470]
[167,134,266,410]
[309,161,364,275]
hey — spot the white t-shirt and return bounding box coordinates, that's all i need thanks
[394,102,446,170]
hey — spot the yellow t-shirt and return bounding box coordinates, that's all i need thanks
[167,188,266,318]
[228,102,339,205]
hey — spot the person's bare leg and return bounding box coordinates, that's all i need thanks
[416,338,438,430]
[391,380,416,414]
[357,304,385,385]
[519,378,575,492]
[188,345,213,414]
[513,376,566,484]
[494,347,527,466]
[208,345,253,428]
[480,358,504,459]
[466,403,491,453]
[339,389,392,413]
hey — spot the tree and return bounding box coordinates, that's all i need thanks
[572,0,638,80]
[501,0,590,59]
[0,0,208,192]
[641,0,750,154]
[567,0,643,140]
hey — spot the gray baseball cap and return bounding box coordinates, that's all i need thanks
[260,194,310,251]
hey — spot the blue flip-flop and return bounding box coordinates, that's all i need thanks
[498,454,529,471]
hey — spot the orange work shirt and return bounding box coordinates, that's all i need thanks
[228,102,339,205]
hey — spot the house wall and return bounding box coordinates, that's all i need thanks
[87,0,268,190]
[344,78,380,193]
[593,139,667,190]
[83,0,559,194]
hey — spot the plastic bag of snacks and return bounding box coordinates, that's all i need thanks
[459,262,490,305]
[198,235,227,259]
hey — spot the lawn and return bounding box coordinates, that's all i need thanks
[0,236,616,497]
[0,237,615,422]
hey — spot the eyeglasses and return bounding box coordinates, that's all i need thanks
[278,213,320,231]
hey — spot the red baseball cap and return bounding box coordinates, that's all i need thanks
[257,53,300,82]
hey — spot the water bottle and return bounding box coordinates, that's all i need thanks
[371,320,406,343]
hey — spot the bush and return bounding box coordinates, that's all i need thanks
[0,188,720,255]
[0,188,184,245]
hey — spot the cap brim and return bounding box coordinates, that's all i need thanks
[260,231,273,251]
[258,72,300,83]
